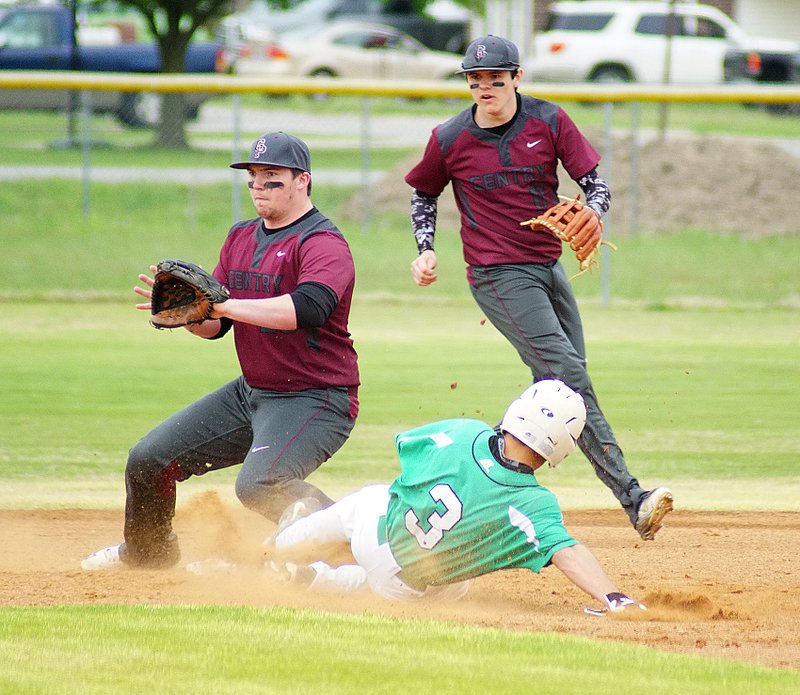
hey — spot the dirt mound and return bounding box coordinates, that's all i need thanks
[3,500,800,672]
[349,133,800,237]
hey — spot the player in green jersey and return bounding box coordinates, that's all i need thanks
[269,380,645,615]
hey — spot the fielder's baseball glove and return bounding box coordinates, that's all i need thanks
[520,194,617,279]
[150,259,230,329]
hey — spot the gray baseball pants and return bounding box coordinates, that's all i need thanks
[122,376,355,566]
[469,261,645,524]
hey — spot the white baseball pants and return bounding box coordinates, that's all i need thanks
[275,484,468,601]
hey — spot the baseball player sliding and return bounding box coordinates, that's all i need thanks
[267,380,646,615]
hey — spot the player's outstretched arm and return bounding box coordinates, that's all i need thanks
[551,543,617,603]
[551,544,645,615]
[213,294,297,330]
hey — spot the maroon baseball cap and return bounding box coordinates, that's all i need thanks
[230,132,311,172]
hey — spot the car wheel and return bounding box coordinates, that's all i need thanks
[307,68,337,101]
[589,66,632,84]
[764,103,800,116]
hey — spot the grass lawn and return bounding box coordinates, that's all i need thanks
[1,146,798,693]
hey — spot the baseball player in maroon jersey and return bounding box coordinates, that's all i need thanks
[83,132,360,570]
[405,35,672,541]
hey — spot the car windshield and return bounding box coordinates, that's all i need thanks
[547,13,613,31]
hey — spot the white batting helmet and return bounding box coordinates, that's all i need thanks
[500,380,586,468]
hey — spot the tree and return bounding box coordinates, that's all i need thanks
[110,0,237,148]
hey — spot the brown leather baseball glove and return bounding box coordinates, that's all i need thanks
[150,259,230,329]
[520,194,616,279]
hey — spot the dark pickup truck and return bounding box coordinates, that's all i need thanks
[0,3,231,127]
[723,46,800,115]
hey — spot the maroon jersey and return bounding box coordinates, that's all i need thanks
[213,208,359,400]
[405,94,600,268]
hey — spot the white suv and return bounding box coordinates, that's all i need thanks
[527,1,798,85]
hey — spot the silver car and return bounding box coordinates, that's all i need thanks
[235,20,462,82]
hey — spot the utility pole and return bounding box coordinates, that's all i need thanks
[658,0,677,142]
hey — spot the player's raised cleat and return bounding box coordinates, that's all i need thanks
[635,487,674,541]
[266,560,317,588]
[264,497,323,548]
[81,544,123,570]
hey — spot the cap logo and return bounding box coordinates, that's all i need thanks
[475,44,487,61]
[253,138,267,159]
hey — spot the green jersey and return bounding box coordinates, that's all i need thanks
[385,419,577,587]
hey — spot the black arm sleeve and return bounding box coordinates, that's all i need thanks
[290,281,338,329]
[410,189,439,254]
[207,316,233,340]
[576,168,611,218]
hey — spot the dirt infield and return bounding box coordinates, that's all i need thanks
[2,496,798,672]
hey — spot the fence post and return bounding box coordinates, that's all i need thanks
[231,94,243,224]
[80,89,91,219]
[360,96,371,233]
[602,100,614,306]
[630,100,640,236]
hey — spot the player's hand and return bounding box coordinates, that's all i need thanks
[134,264,157,311]
[563,205,602,262]
[584,592,647,616]
[411,250,438,286]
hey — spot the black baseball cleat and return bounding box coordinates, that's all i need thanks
[635,487,674,540]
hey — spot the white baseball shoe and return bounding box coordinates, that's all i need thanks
[264,497,323,548]
[81,544,123,570]
[635,487,674,541]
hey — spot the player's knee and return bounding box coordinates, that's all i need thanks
[235,476,291,519]
[125,439,162,482]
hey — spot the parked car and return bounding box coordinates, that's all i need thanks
[235,20,462,82]
[723,46,800,114]
[0,3,232,128]
[219,0,470,54]
[527,1,798,85]
[724,46,800,84]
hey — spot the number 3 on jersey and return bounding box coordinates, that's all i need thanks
[404,483,463,549]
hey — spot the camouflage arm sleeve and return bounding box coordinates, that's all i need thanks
[576,168,611,219]
[410,189,439,254]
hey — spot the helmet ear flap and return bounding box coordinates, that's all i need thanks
[500,380,587,467]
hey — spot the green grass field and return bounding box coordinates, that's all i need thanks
[3,605,798,695]
[2,171,799,692]
[2,96,799,157]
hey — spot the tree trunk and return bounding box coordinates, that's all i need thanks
[154,33,191,149]
[155,92,189,148]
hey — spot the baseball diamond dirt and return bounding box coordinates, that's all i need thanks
[2,128,798,675]
[2,495,799,672]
